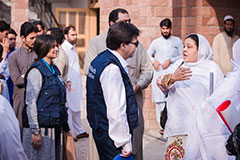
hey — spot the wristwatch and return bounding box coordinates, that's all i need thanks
[32,129,40,135]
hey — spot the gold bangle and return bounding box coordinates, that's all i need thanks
[168,75,175,87]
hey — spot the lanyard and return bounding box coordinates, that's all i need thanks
[41,58,55,75]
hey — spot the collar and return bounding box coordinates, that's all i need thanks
[41,58,55,75]
[62,40,75,50]
[21,45,33,53]
[108,48,129,73]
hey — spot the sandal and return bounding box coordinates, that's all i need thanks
[159,129,164,135]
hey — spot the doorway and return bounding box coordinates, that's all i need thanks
[55,8,98,69]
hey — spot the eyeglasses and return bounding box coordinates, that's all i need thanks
[8,38,16,41]
[122,19,131,23]
[129,40,139,47]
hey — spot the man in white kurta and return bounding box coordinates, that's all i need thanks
[147,18,182,129]
[62,26,88,140]
[0,95,27,159]
[213,15,239,76]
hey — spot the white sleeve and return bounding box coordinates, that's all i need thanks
[147,41,156,63]
[0,98,28,160]
[0,60,9,79]
[0,59,7,73]
[100,64,132,152]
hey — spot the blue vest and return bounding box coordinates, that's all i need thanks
[86,49,138,131]
[22,60,68,128]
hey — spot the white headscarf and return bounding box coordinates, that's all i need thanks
[183,34,213,68]
[197,34,214,62]
[181,34,223,97]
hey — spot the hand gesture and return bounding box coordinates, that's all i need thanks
[172,67,192,81]
[1,37,9,60]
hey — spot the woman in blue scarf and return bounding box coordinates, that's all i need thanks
[22,34,70,160]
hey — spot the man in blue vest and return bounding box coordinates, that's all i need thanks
[86,21,140,160]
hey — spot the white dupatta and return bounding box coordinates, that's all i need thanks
[184,35,238,160]
[163,34,224,139]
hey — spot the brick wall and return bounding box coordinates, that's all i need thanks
[172,0,240,45]
[11,0,29,47]
[99,0,240,131]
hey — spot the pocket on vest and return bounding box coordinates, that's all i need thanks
[38,111,61,128]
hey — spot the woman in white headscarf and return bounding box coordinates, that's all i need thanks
[184,39,240,160]
[157,34,225,159]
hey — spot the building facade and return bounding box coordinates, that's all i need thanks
[4,0,240,130]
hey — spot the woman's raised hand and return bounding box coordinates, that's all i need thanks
[172,67,192,81]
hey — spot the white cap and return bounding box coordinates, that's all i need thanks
[224,15,234,21]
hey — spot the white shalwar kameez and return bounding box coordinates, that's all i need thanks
[160,34,235,160]
[62,40,85,135]
[147,36,182,126]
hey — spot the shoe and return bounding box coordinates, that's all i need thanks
[76,132,89,139]
[159,129,167,142]
[159,129,164,136]
[73,137,78,142]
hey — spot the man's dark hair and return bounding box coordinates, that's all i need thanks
[186,34,199,49]
[33,20,45,30]
[0,20,10,32]
[20,22,38,38]
[64,26,76,35]
[108,8,129,26]
[47,27,64,45]
[160,18,172,28]
[8,28,17,36]
[34,34,56,61]
[106,21,140,50]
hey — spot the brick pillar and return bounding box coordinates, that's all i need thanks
[11,0,29,47]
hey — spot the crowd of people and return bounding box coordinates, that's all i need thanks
[0,7,240,160]
[0,19,88,159]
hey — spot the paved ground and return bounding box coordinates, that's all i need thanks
[74,117,166,160]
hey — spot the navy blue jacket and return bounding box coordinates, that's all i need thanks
[22,60,68,128]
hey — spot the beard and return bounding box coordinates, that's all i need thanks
[162,32,171,39]
[69,39,77,45]
[224,27,234,37]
